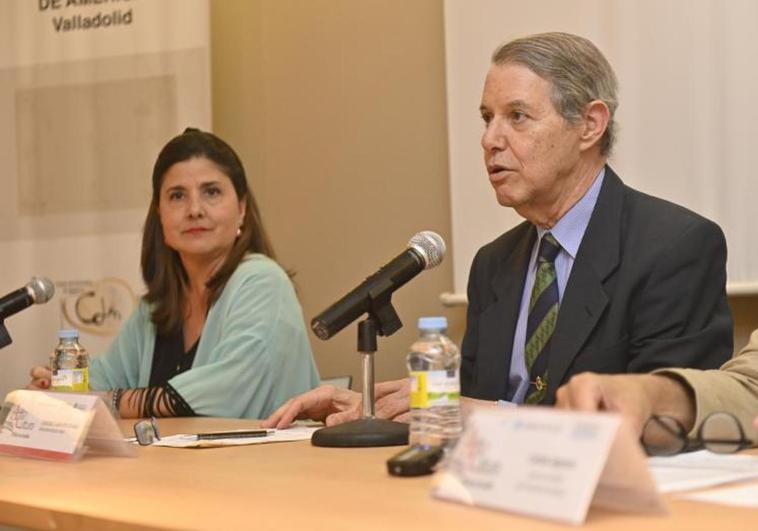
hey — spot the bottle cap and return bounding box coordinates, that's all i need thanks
[58,329,80,339]
[418,316,448,331]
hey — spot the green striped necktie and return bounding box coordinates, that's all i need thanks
[525,232,561,404]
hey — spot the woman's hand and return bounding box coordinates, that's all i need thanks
[27,366,52,390]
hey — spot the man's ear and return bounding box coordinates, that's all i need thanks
[578,100,610,152]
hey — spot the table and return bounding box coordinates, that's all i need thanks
[0,417,755,530]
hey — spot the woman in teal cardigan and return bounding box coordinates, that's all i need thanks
[29,129,320,418]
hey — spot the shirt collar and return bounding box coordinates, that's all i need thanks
[535,167,605,260]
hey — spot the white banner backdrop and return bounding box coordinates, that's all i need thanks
[443,0,758,302]
[0,0,211,396]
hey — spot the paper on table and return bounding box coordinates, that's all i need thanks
[682,482,758,508]
[648,450,758,493]
[150,426,318,448]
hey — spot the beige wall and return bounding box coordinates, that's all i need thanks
[210,0,463,387]
[210,0,758,388]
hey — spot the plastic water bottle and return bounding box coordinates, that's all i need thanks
[407,316,462,447]
[50,329,90,392]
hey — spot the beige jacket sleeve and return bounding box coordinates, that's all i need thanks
[655,329,758,440]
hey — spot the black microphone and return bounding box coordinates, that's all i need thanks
[0,277,55,321]
[311,231,445,340]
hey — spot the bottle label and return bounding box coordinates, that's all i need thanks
[51,368,89,392]
[409,369,460,408]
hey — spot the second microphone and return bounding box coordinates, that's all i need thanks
[311,231,446,341]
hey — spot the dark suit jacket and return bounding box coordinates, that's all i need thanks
[461,167,733,404]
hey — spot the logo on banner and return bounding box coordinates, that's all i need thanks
[58,278,138,336]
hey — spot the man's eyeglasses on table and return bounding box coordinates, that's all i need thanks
[642,411,754,456]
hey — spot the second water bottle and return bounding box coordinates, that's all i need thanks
[407,316,462,447]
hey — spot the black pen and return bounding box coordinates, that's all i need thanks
[195,429,273,440]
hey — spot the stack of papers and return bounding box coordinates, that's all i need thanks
[648,450,758,493]
[683,483,758,508]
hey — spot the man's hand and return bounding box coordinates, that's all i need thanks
[555,372,695,435]
[262,378,412,429]
[261,385,362,429]
[375,379,411,423]
[27,366,52,390]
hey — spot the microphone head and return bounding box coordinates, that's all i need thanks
[408,231,446,269]
[27,277,55,304]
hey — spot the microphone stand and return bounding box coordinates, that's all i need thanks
[311,290,409,447]
[0,322,11,350]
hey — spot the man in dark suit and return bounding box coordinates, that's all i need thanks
[263,32,733,427]
[465,32,732,404]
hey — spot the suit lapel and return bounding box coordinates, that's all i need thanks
[546,167,624,400]
[478,224,535,398]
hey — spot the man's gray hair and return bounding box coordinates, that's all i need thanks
[492,32,619,155]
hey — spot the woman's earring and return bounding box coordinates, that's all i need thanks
[236,226,242,237]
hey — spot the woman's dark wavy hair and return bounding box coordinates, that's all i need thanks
[141,127,276,335]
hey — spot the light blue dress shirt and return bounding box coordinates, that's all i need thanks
[506,168,605,403]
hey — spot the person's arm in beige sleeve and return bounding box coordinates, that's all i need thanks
[555,372,696,436]
[557,330,758,443]
[654,328,758,440]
